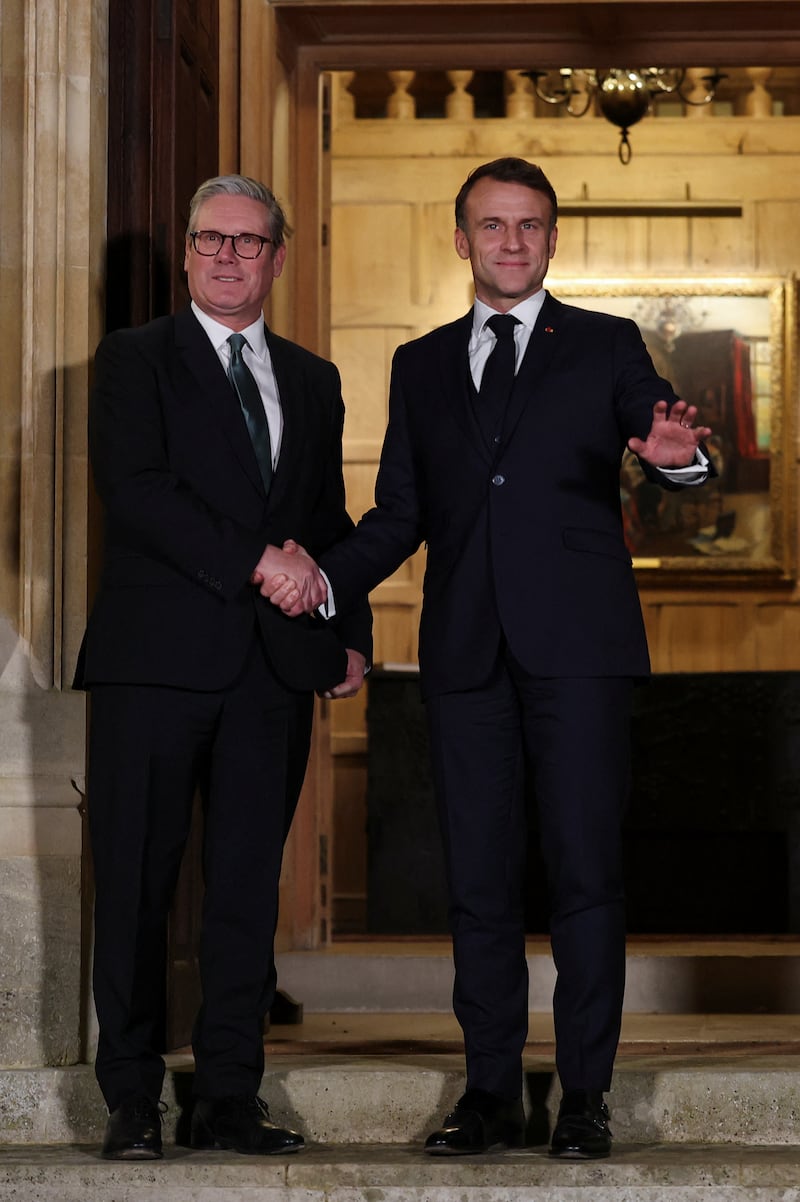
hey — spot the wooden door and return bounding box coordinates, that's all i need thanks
[106,0,218,328]
[100,0,219,1051]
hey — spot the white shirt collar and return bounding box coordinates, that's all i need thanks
[190,301,268,359]
[472,290,548,338]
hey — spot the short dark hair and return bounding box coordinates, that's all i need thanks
[187,174,293,248]
[455,158,558,232]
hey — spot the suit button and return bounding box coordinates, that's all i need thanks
[492,474,505,486]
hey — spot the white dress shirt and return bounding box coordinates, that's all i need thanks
[469,292,546,389]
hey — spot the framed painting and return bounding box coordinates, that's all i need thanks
[549,276,797,583]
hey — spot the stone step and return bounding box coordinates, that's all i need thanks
[9,941,800,1196]
[5,1047,800,1147]
[4,1142,800,1201]
[275,937,800,1013]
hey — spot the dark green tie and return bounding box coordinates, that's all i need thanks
[227,332,273,493]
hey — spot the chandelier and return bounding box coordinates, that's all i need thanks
[524,68,726,163]
[631,296,707,355]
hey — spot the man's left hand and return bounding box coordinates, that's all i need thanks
[627,400,711,468]
[321,649,367,700]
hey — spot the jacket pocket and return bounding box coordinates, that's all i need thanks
[562,526,632,565]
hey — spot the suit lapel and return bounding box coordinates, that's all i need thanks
[437,313,491,461]
[265,327,306,511]
[449,296,562,463]
[500,291,561,447]
[174,307,264,495]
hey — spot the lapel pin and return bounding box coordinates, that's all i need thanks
[544,326,554,333]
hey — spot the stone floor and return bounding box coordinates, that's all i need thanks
[263,1008,800,1056]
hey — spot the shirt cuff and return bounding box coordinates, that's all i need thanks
[317,569,336,620]
[659,447,709,486]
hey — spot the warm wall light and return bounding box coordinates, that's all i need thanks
[524,68,726,163]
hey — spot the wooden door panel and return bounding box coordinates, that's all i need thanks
[103,0,219,1051]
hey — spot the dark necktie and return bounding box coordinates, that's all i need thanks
[478,313,520,443]
[227,332,273,493]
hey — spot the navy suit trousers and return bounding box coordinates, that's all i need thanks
[425,655,633,1099]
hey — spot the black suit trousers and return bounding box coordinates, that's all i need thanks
[425,654,633,1099]
[87,639,313,1110]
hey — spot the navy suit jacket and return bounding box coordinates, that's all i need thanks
[322,292,682,699]
[76,306,371,694]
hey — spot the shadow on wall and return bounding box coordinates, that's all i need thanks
[0,612,85,1080]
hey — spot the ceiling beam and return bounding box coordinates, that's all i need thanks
[274,2,800,69]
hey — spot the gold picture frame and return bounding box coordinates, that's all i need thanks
[549,276,797,583]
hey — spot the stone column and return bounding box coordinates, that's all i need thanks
[0,0,107,1068]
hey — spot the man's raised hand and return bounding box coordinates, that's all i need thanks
[627,400,711,468]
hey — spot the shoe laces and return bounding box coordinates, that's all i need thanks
[225,1094,271,1119]
[126,1096,166,1121]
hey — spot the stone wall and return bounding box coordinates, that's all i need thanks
[0,0,107,1066]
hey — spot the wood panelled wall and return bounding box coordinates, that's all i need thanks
[326,70,800,934]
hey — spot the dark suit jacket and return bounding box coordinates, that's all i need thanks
[322,292,684,700]
[75,306,371,694]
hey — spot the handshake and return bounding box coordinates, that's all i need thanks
[250,539,327,618]
[251,539,366,700]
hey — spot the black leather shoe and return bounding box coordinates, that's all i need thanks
[549,1089,612,1159]
[424,1089,525,1156]
[101,1094,163,1160]
[190,1095,304,1155]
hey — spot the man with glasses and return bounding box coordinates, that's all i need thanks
[76,175,371,1160]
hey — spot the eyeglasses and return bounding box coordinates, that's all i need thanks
[189,230,273,259]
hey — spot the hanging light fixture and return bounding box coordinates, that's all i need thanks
[524,68,726,163]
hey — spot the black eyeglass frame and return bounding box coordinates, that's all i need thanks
[189,230,274,259]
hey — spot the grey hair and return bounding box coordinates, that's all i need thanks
[186,174,293,248]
